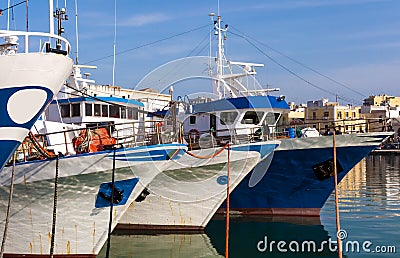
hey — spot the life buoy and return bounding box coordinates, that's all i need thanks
[188,129,200,142]
[156,121,164,133]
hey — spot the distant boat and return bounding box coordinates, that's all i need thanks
[0,1,73,171]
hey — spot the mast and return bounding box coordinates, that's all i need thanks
[49,0,54,34]
[217,15,224,98]
[210,13,228,99]
[25,0,28,32]
[74,0,79,64]
[112,0,117,86]
[7,0,10,30]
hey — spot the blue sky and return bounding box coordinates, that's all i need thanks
[2,0,400,104]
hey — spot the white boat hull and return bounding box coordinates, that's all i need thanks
[0,144,186,256]
[118,148,262,230]
[0,53,73,171]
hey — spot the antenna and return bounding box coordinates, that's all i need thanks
[25,0,28,32]
[112,0,117,86]
[7,0,10,30]
[74,0,79,64]
[49,0,54,34]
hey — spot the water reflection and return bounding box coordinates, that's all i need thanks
[322,154,400,257]
[98,233,223,258]
[206,215,338,258]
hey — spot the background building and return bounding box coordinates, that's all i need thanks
[304,99,366,134]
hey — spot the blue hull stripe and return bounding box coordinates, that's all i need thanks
[231,143,278,159]
[112,148,186,162]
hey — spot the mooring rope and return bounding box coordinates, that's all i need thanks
[185,143,230,159]
[0,153,16,258]
[50,155,60,258]
[28,131,56,159]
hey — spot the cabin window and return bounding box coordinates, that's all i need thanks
[102,105,109,117]
[323,111,329,118]
[264,112,280,125]
[60,104,70,118]
[85,103,92,116]
[189,116,196,125]
[127,107,139,120]
[220,112,238,125]
[94,104,101,116]
[71,103,80,117]
[312,112,316,120]
[241,111,264,125]
[121,107,127,119]
[110,105,120,118]
[133,109,139,120]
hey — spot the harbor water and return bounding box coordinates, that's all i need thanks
[99,154,400,257]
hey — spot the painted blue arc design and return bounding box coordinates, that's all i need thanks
[0,86,53,172]
[95,178,139,208]
[217,175,228,185]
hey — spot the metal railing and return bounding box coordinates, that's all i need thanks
[279,117,394,136]
[184,124,274,150]
[11,119,183,163]
[0,30,71,55]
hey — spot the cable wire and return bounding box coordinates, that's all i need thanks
[83,24,210,65]
[228,29,364,105]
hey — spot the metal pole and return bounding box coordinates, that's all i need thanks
[333,129,343,258]
[25,0,29,32]
[105,147,117,258]
[0,154,16,258]
[225,144,230,258]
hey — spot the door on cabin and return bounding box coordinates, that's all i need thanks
[210,113,216,136]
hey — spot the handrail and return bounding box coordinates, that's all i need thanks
[10,119,185,164]
[281,117,391,133]
[0,29,71,54]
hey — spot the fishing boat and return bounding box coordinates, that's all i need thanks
[0,15,186,258]
[0,1,73,171]
[121,11,392,221]
[117,13,281,231]
[222,131,393,216]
